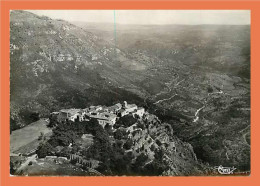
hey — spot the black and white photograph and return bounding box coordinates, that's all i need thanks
[10,10,250,176]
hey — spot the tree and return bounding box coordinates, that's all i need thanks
[10,161,15,175]
[10,118,20,132]
[154,148,164,161]
[85,119,103,135]
[114,129,123,140]
[71,144,81,154]
[82,122,113,173]
[143,148,169,176]
[116,140,124,148]
[136,120,145,130]
[30,112,40,122]
[123,139,133,150]
[143,161,165,176]
[117,115,138,128]
[48,115,58,128]
[36,142,54,158]
[104,124,113,136]
[114,129,127,140]
[38,132,44,141]
[131,153,148,175]
[49,122,78,146]
[155,139,162,146]
[207,86,214,93]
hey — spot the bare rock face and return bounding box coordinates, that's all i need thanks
[122,114,207,176]
[10,10,144,129]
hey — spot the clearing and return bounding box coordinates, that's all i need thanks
[10,119,52,153]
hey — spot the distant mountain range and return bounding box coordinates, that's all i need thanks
[10,10,147,130]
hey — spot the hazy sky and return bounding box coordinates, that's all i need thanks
[27,10,250,25]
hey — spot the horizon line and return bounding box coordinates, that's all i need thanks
[73,21,251,26]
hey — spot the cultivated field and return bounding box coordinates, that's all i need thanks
[10,119,52,153]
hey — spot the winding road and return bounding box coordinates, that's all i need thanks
[153,78,184,105]
[154,94,177,105]
[193,106,205,122]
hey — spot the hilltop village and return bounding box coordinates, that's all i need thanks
[51,101,145,128]
[10,101,203,176]
[48,101,178,163]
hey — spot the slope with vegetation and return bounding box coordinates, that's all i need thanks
[10,10,250,173]
[33,112,207,176]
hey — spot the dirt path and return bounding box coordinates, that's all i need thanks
[192,88,228,122]
[16,154,37,174]
[239,125,250,147]
[153,78,184,104]
[154,94,177,105]
[242,132,250,147]
[193,106,205,122]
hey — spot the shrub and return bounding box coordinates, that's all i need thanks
[207,86,214,93]
[123,139,133,150]
[38,132,44,141]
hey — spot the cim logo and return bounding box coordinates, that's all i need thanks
[214,165,236,175]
